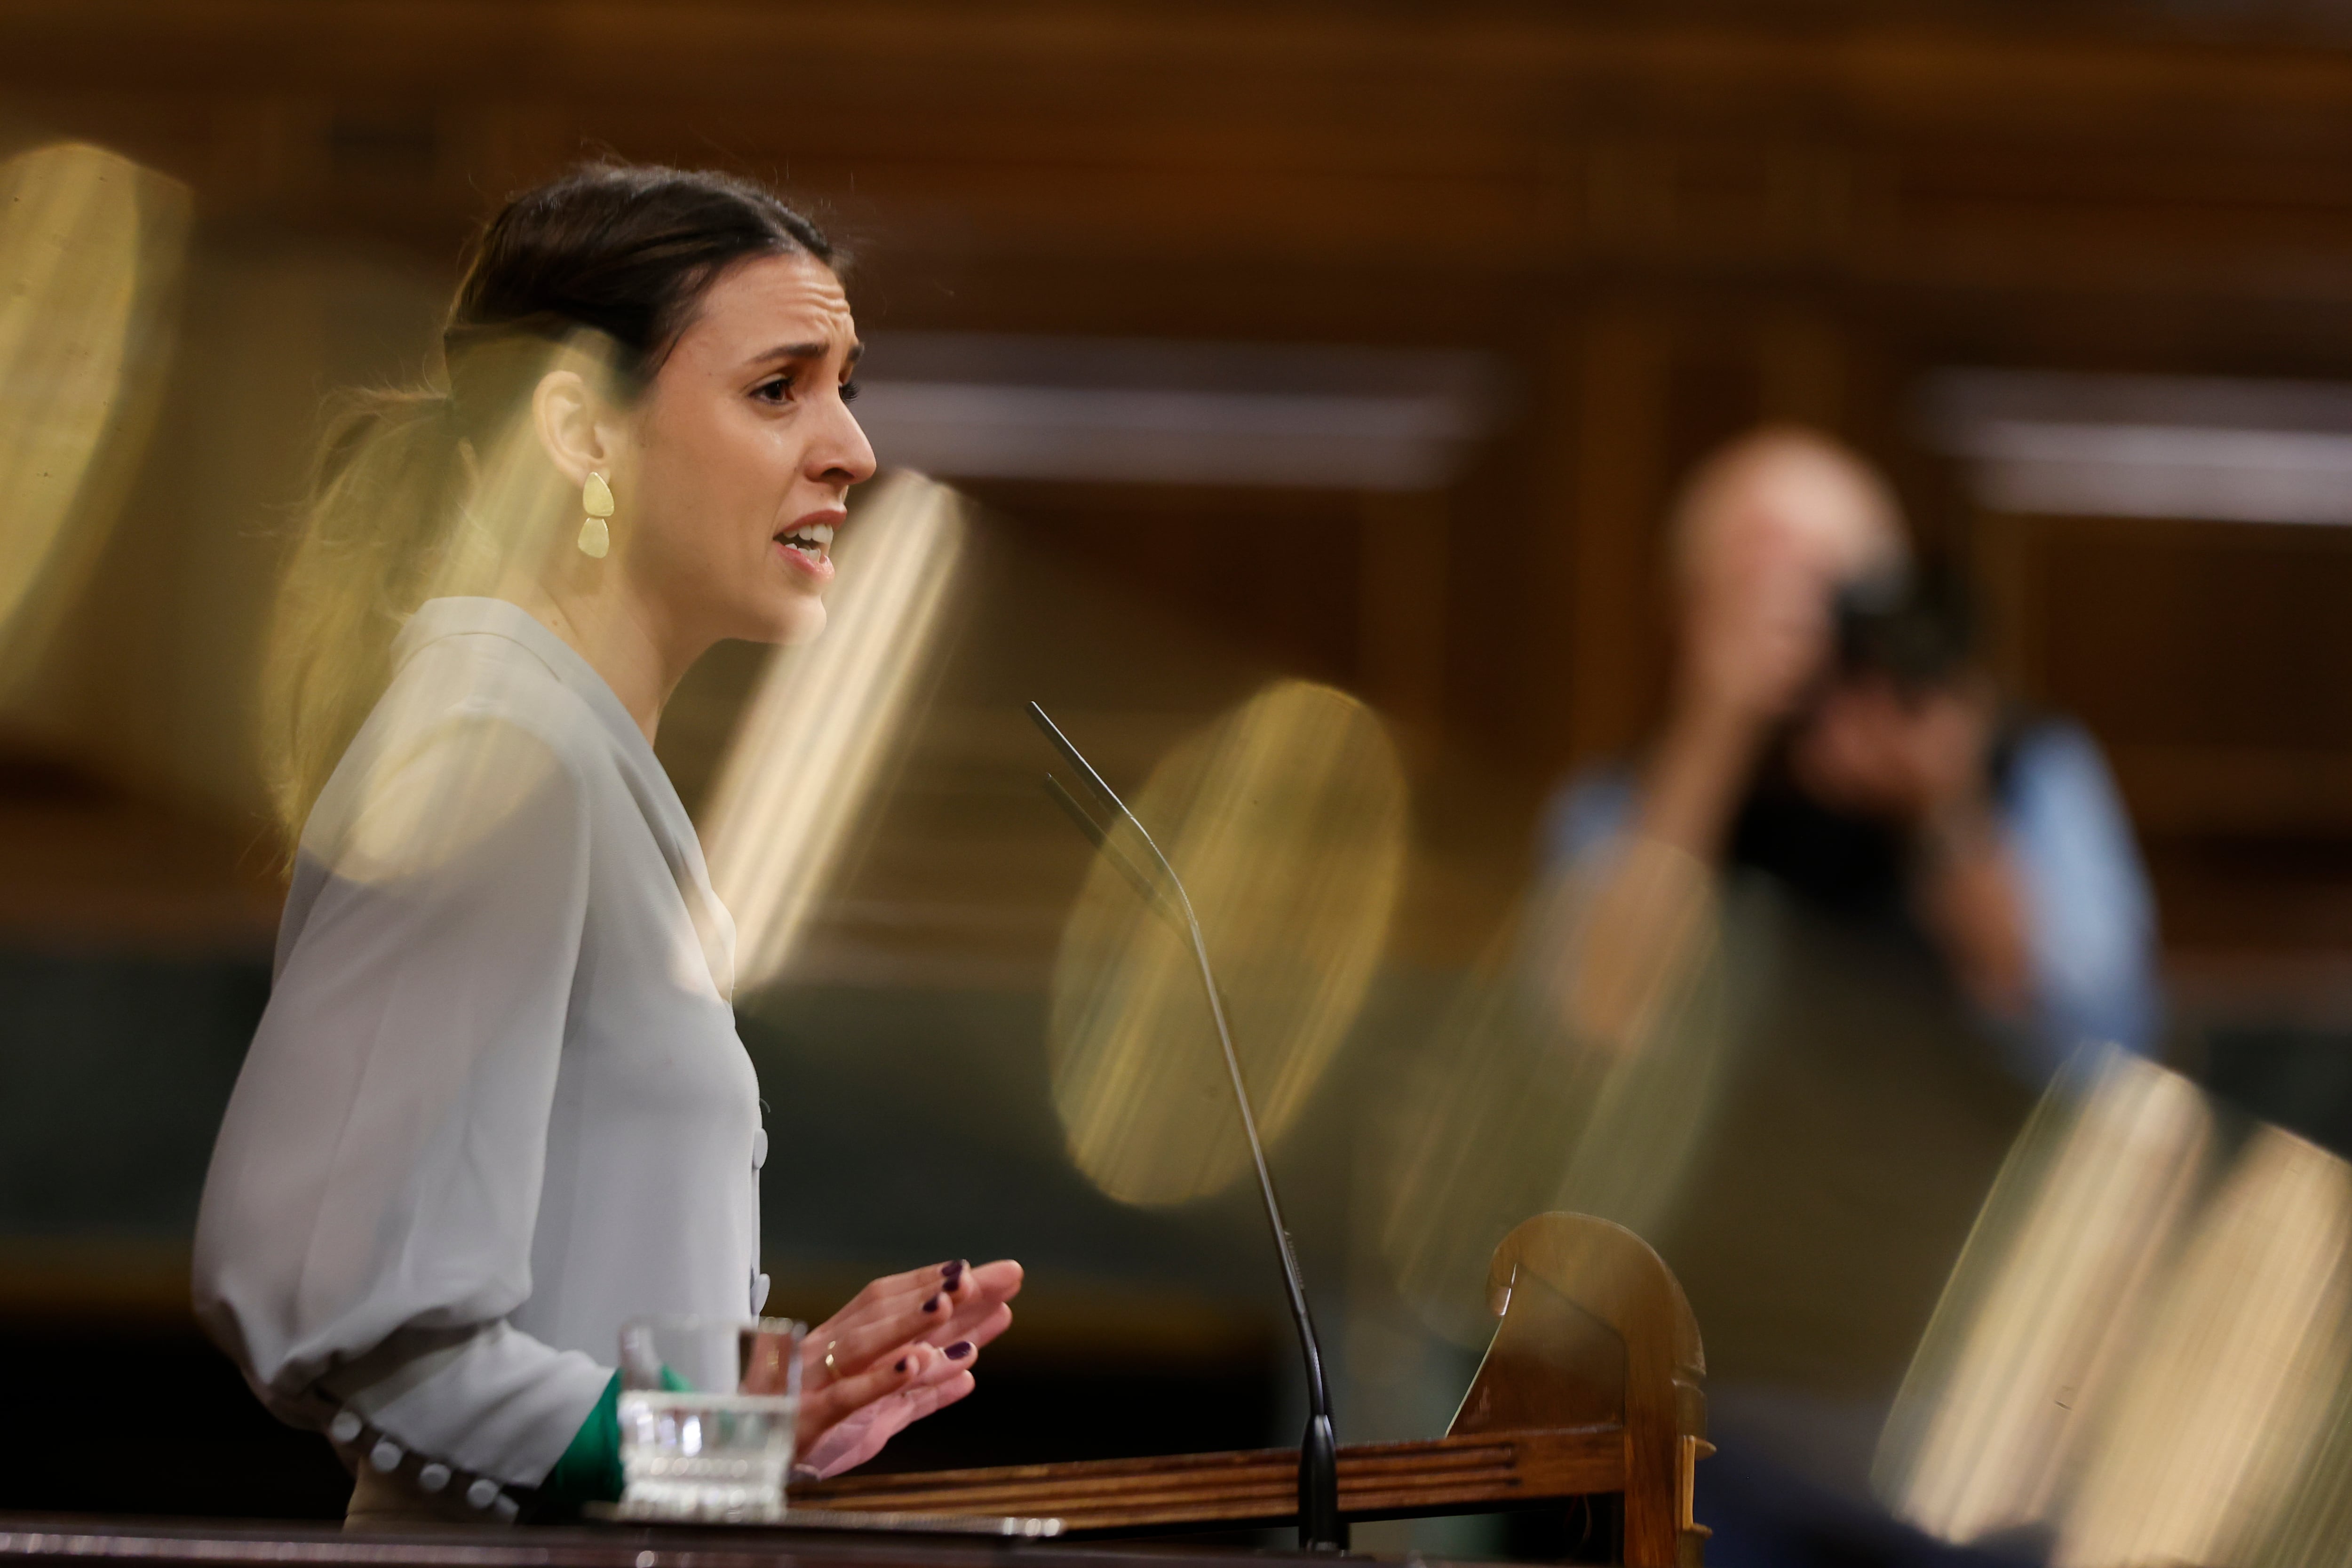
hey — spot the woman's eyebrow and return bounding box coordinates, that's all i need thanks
[751,340,866,367]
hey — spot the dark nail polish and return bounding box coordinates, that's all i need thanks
[941,1259,966,1283]
[923,1294,941,1313]
[946,1341,973,1361]
[894,1358,908,1373]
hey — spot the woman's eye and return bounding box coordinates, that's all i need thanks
[841,380,861,405]
[755,375,795,404]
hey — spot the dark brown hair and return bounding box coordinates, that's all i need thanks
[262,163,837,845]
[445,163,836,407]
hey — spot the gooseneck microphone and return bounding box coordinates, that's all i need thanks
[1027,701,1346,1553]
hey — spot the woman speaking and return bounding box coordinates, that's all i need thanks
[192,164,1020,1528]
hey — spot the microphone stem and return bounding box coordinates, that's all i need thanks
[1185,915,1331,1419]
[1025,704,1346,1550]
[1175,903,1345,1553]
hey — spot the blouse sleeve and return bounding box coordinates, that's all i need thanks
[194,710,615,1490]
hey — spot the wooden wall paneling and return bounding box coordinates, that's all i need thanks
[1965,508,2352,964]
[1358,490,1450,733]
[1753,310,1848,430]
[1520,316,1583,769]
[12,6,2352,310]
[2035,515,2352,758]
[12,0,2352,982]
[1562,306,1677,769]
[1968,506,2041,705]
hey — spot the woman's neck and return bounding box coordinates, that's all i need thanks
[503,574,703,745]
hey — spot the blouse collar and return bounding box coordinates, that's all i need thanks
[395,596,653,766]
[392,596,737,1000]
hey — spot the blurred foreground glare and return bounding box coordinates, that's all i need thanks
[703,470,969,993]
[1049,679,1406,1206]
[1381,836,1728,1345]
[1876,1045,2352,1568]
[295,331,633,888]
[0,141,188,689]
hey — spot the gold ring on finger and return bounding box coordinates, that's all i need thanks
[823,1340,839,1374]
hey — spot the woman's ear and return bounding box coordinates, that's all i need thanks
[532,367,620,487]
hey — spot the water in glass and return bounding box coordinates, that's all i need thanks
[617,1315,803,1522]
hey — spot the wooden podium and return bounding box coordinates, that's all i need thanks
[0,1216,1706,1568]
[795,1214,1712,1566]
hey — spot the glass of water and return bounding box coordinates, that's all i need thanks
[617,1315,805,1522]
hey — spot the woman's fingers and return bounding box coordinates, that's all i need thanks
[793,1258,1023,1458]
[804,1332,977,1449]
[818,1263,953,1332]
[907,1332,983,1385]
[801,1371,981,1480]
[912,1262,1021,1345]
[804,1271,963,1381]
[849,1260,1017,1335]
[835,1261,946,1313]
[806,1260,1021,1381]
[961,1260,1023,1305]
[907,1368,978,1416]
[795,1339,940,1450]
[810,1310,934,1382]
[808,1261,974,1357]
[922,1300,1012,1358]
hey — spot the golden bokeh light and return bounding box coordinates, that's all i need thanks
[702,470,969,994]
[0,141,189,692]
[1875,1048,2215,1544]
[2055,1124,2352,1568]
[2260,1352,2352,1568]
[1049,679,1407,1207]
[1876,1046,2352,1568]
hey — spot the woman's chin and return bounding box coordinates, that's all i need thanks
[760,598,828,647]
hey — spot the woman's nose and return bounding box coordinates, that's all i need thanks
[815,402,878,486]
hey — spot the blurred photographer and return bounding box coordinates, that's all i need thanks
[1546,427,2159,1082]
[1529,427,2162,1563]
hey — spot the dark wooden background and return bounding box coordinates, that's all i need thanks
[10,0,2352,948]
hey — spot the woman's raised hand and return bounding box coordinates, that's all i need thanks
[771,1258,1023,1479]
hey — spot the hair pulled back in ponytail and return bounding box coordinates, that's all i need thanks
[260,164,835,849]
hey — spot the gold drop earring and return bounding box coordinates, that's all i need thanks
[578,471,614,558]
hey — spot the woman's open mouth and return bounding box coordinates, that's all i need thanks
[776,521,835,577]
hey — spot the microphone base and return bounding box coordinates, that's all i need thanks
[1297,1412,1348,1553]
